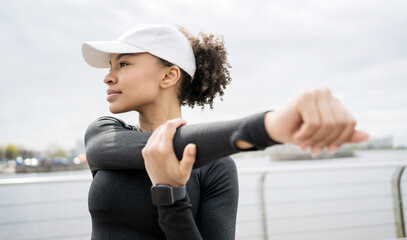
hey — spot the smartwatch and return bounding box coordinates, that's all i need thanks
[151,184,187,206]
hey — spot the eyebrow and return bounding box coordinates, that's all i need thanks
[109,53,135,65]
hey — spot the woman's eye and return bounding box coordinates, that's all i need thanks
[119,62,129,67]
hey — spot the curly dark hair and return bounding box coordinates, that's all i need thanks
[159,27,232,109]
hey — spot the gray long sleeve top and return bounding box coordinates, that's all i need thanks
[84,111,280,239]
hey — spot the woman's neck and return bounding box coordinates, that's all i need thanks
[138,104,182,132]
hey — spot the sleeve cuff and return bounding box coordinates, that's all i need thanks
[230,111,282,151]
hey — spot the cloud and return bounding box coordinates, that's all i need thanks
[0,0,406,151]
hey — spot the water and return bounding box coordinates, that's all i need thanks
[0,150,406,240]
[235,149,407,168]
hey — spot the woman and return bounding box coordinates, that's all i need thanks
[82,24,369,239]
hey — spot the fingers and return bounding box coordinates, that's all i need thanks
[347,130,370,143]
[307,98,348,155]
[162,118,187,145]
[320,98,348,149]
[324,110,356,151]
[179,144,196,178]
[293,92,321,142]
[292,88,367,156]
[142,118,193,187]
[144,118,186,153]
[300,93,337,152]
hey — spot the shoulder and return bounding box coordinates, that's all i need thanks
[84,116,138,143]
[87,116,138,131]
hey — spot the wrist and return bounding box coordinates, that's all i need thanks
[151,184,187,206]
[151,179,184,188]
[235,140,254,149]
[264,111,280,143]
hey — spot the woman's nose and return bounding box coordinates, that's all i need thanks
[104,72,117,85]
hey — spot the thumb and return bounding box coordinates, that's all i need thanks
[179,144,196,178]
[347,130,370,143]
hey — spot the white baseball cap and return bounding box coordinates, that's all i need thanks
[82,24,196,78]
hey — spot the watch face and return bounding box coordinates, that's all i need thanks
[151,185,174,206]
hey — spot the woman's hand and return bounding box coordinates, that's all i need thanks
[142,118,197,187]
[264,88,369,157]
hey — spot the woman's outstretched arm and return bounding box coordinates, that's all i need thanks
[85,88,370,174]
[84,111,277,174]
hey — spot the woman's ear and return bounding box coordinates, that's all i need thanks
[160,66,181,88]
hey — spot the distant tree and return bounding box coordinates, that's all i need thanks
[0,146,4,161]
[45,143,67,158]
[54,148,67,158]
[5,144,19,160]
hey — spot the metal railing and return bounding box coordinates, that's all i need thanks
[1,160,407,240]
[393,166,406,237]
[238,160,407,240]
[0,175,91,185]
[0,174,92,240]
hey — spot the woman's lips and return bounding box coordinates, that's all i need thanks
[106,89,122,101]
[107,89,121,95]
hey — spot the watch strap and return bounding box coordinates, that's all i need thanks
[151,184,187,206]
[172,185,187,202]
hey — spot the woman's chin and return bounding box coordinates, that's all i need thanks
[109,106,127,114]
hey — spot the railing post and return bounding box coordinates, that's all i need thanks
[259,172,268,240]
[392,166,406,238]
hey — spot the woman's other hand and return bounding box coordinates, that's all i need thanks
[264,88,370,157]
[142,118,196,187]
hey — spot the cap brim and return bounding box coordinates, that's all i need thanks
[82,41,146,68]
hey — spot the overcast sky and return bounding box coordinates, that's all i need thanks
[1,0,406,152]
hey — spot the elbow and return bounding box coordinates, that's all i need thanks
[85,137,116,170]
[84,118,112,169]
[85,140,103,170]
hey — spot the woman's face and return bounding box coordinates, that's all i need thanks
[104,53,166,113]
